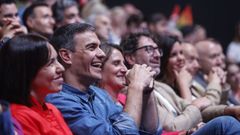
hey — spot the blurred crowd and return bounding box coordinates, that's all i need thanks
[1,0,240,135]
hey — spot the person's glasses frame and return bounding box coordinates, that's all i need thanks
[133,45,163,56]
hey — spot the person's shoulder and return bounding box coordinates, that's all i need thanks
[45,103,58,110]
[154,81,177,96]
[10,104,32,114]
[10,104,38,121]
[46,90,79,105]
[46,84,79,101]
[154,81,173,90]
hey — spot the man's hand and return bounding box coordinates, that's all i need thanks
[208,67,226,85]
[174,66,193,87]
[192,97,211,111]
[0,18,27,39]
[174,66,193,101]
[126,64,155,93]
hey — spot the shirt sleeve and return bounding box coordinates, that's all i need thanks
[46,93,140,135]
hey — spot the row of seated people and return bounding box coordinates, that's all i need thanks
[1,23,240,135]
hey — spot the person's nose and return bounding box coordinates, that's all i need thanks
[97,47,106,59]
[50,17,55,25]
[177,53,185,61]
[75,16,82,23]
[154,48,161,58]
[120,64,128,74]
[194,60,200,69]
[56,60,65,73]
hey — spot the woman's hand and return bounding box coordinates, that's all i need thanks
[174,66,193,101]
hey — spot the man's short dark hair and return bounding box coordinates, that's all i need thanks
[22,2,49,30]
[120,32,153,54]
[0,0,16,6]
[126,14,144,27]
[120,32,155,68]
[50,23,95,65]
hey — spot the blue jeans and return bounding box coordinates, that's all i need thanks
[193,116,240,135]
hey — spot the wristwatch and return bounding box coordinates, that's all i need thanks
[0,37,11,46]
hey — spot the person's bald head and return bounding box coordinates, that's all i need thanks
[195,40,222,74]
[182,43,200,76]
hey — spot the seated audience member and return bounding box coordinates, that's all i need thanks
[182,42,221,105]
[211,41,227,70]
[162,35,240,121]
[99,43,184,135]
[227,21,240,64]
[126,14,147,34]
[0,100,23,135]
[121,32,201,131]
[157,37,230,122]
[46,23,161,135]
[52,0,82,28]
[99,43,128,105]
[0,34,72,135]
[86,13,114,43]
[23,2,55,39]
[227,63,240,105]
[110,6,127,44]
[194,40,230,104]
[0,0,27,45]
[120,32,240,134]
[147,13,168,36]
[180,25,206,44]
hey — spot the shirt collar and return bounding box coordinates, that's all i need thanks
[30,96,49,111]
[62,83,96,102]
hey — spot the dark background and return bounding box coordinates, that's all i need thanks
[105,0,240,52]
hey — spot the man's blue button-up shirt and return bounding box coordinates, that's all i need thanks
[46,83,141,135]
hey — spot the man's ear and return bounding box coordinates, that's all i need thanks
[125,54,136,66]
[58,48,72,65]
[26,17,34,29]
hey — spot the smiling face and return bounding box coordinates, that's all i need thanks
[167,42,185,73]
[31,44,65,94]
[101,48,127,92]
[132,36,161,76]
[70,31,106,86]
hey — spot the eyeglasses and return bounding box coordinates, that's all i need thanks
[133,45,163,56]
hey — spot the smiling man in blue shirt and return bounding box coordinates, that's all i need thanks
[46,23,161,135]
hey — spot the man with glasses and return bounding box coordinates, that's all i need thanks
[121,33,240,135]
[121,32,162,75]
